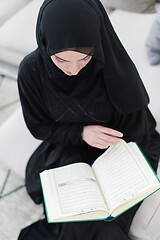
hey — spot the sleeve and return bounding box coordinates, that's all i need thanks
[17,60,84,147]
[113,107,160,173]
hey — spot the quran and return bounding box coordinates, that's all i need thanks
[40,140,160,223]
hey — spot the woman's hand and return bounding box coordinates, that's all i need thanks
[81,125,123,149]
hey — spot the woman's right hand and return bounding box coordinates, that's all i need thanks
[81,125,123,149]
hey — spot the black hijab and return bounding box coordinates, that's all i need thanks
[36,0,149,114]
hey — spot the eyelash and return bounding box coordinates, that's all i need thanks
[83,56,91,61]
[56,56,91,63]
[57,58,65,63]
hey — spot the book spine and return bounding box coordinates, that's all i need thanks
[39,173,50,223]
[104,215,115,222]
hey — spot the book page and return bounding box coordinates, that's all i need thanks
[92,141,151,211]
[128,143,160,184]
[51,163,107,216]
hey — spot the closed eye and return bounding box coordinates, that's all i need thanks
[55,55,91,63]
[56,58,65,63]
[83,56,91,61]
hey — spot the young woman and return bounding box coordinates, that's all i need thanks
[18,0,160,239]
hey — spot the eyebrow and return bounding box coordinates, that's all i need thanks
[54,53,91,62]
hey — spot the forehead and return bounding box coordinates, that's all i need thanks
[55,51,88,61]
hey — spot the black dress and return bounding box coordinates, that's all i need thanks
[17,0,160,238]
[17,52,160,240]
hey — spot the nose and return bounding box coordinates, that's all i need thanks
[68,63,81,75]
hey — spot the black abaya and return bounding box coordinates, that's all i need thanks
[17,0,160,239]
[17,52,160,239]
[18,211,141,240]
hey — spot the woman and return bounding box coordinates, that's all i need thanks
[18,0,160,239]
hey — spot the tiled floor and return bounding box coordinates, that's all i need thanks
[0,69,43,240]
[0,164,43,240]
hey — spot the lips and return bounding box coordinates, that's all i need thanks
[66,71,73,75]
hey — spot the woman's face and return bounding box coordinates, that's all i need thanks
[51,51,92,76]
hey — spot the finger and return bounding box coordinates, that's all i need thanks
[95,139,120,149]
[99,126,123,138]
[95,142,110,149]
[95,138,115,148]
[97,134,122,144]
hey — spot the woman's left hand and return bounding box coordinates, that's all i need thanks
[81,125,123,149]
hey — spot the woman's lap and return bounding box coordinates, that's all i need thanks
[18,215,136,240]
[25,142,104,204]
[22,143,141,239]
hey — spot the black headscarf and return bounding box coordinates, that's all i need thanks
[36,0,149,114]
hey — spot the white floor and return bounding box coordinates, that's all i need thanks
[0,75,20,125]
[0,70,43,240]
[0,164,43,240]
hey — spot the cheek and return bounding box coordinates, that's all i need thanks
[52,60,66,71]
[81,59,90,68]
[57,63,66,71]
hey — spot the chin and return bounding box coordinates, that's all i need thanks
[64,71,78,76]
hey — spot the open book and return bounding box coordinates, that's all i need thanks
[40,140,160,223]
